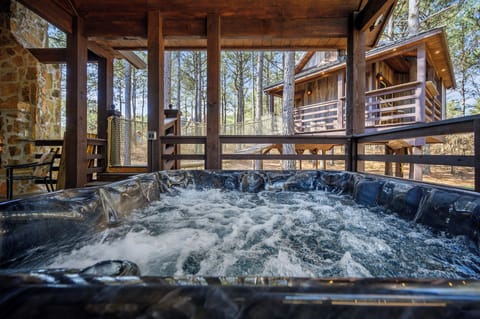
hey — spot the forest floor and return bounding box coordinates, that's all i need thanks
[221,159,475,190]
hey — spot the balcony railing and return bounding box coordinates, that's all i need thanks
[293,100,343,133]
[295,81,443,132]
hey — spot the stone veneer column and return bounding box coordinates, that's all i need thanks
[0,1,62,197]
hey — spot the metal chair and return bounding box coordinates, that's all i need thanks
[5,148,59,200]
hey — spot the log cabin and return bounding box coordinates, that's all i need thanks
[264,28,455,178]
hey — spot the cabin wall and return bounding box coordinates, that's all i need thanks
[296,73,339,107]
[302,51,339,71]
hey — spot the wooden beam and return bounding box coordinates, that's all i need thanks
[29,48,110,63]
[85,13,147,37]
[87,41,117,59]
[17,0,72,33]
[206,14,221,169]
[118,50,147,69]
[147,11,165,172]
[356,0,395,32]
[97,56,113,140]
[222,17,348,38]
[85,16,349,39]
[28,48,67,64]
[65,16,88,188]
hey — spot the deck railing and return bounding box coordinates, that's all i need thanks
[34,136,107,187]
[293,100,343,133]
[295,81,443,132]
[160,115,480,192]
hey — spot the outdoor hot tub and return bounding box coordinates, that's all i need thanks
[1,170,480,318]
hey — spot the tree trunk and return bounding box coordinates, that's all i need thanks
[254,52,264,169]
[176,52,181,109]
[132,68,137,145]
[222,68,227,131]
[408,0,420,36]
[235,53,245,129]
[124,61,132,165]
[282,51,296,170]
[164,51,171,108]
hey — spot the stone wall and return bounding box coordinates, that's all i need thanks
[0,0,62,197]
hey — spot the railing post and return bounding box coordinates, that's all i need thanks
[346,136,357,172]
[415,44,426,123]
[475,119,480,192]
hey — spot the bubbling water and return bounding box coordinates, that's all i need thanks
[45,188,480,278]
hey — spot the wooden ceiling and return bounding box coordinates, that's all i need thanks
[18,0,396,50]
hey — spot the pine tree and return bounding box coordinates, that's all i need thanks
[282,51,296,170]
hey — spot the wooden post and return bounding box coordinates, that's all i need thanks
[415,43,426,123]
[346,12,366,172]
[475,119,480,192]
[337,71,344,129]
[269,95,275,114]
[441,81,446,120]
[385,146,392,176]
[65,16,88,188]
[147,11,165,172]
[206,14,221,169]
[97,56,113,140]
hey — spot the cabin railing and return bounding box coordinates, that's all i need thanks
[293,100,343,133]
[295,81,442,132]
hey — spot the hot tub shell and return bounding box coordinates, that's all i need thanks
[1,170,480,318]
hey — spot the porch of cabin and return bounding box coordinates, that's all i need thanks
[1,0,479,201]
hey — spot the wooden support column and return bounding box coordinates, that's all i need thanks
[441,81,447,120]
[65,16,88,188]
[147,11,165,172]
[97,56,113,140]
[269,95,275,114]
[406,44,427,181]
[337,72,344,129]
[415,43,426,123]
[346,12,366,172]
[206,14,221,169]
[474,119,480,192]
[385,146,392,176]
[409,145,423,181]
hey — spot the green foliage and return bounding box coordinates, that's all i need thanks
[385,0,479,117]
[47,24,66,48]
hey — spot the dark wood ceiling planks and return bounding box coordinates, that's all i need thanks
[18,0,396,50]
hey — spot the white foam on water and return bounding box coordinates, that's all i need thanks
[40,188,480,279]
[338,252,372,277]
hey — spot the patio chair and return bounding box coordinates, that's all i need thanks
[5,148,59,200]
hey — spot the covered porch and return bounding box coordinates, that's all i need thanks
[1,0,479,194]
[2,0,396,187]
